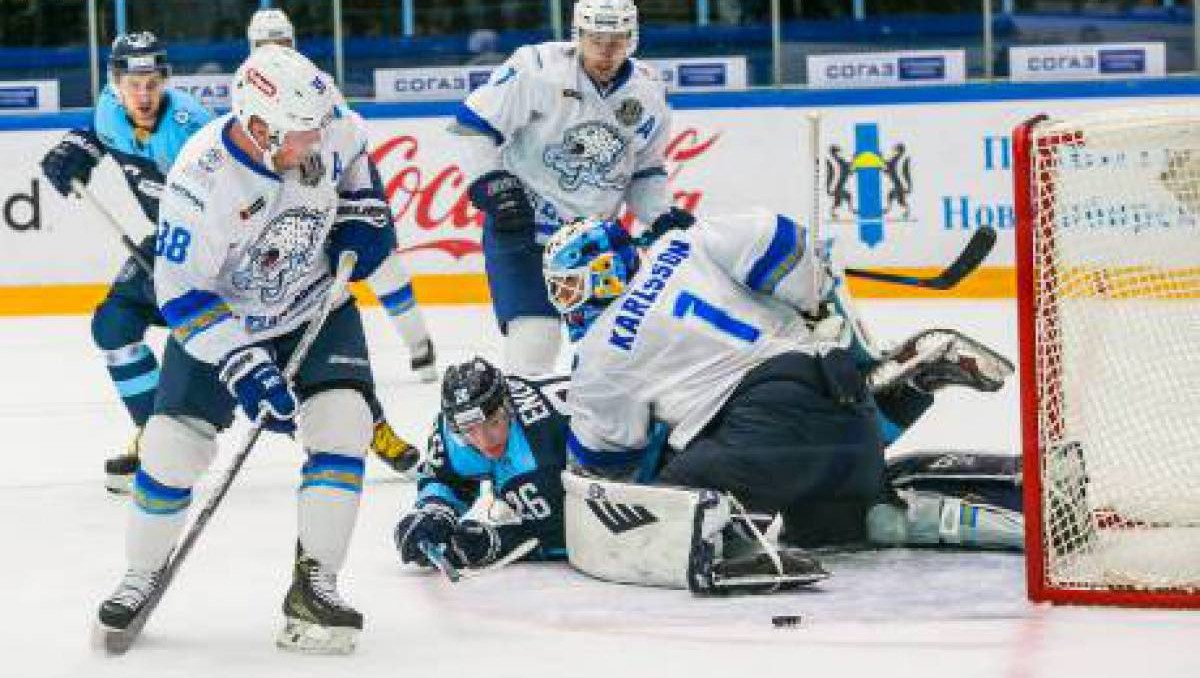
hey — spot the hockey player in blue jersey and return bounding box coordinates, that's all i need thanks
[541,215,1021,587]
[40,32,212,494]
[394,357,570,570]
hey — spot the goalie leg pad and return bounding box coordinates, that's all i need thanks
[563,471,730,590]
[866,489,1024,550]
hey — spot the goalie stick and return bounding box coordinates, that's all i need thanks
[99,251,359,656]
[419,538,540,583]
[72,179,153,274]
[843,225,997,290]
[802,113,995,291]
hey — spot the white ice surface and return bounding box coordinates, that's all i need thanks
[2,301,1199,678]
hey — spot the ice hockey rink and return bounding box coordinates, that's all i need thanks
[3,300,1199,678]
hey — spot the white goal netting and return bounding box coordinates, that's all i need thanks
[1023,106,1200,599]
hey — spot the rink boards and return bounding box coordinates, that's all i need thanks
[1,78,1198,314]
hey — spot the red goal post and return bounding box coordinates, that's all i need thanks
[1013,109,1200,609]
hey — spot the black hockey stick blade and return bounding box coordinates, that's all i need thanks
[843,226,997,290]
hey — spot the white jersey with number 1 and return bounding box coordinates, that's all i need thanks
[154,108,377,366]
[567,210,831,459]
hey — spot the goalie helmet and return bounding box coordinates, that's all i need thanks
[441,357,509,436]
[572,0,639,57]
[544,217,640,341]
[231,45,335,161]
[109,31,170,81]
[247,8,295,49]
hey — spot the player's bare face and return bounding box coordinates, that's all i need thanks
[580,31,629,84]
[271,128,322,171]
[116,73,166,131]
[461,407,510,459]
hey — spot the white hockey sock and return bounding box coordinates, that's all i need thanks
[298,451,365,571]
[367,252,431,352]
[504,316,561,376]
[126,416,217,570]
[127,479,190,571]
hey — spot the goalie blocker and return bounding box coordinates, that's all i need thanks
[563,471,828,594]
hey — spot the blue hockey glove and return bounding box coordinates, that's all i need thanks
[41,129,105,197]
[218,347,297,434]
[635,207,695,247]
[468,170,533,233]
[328,191,398,281]
[394,502,458,566]
[448,519,502,568]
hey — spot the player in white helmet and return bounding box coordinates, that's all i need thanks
[243,7,440,480]
[450,0,693,377]
[95,46,394,653]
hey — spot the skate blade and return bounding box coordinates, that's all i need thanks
[92,620,135,656]
[276,618,358,655]
[105,474,133,495]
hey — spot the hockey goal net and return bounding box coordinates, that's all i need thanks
[1013,108,1200,608]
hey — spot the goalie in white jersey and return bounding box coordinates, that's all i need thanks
[552,210,885,522]
[547,215,1023,580]
[95,46,391,653]
[451,0,694,376]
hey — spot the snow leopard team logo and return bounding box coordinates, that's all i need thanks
[232,206,326,303]
[543,122,629,191]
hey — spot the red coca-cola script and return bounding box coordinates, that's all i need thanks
[371,127,721,259]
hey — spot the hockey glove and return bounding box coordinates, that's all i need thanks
[468,170,533,233]
[394,502,458,566]
[41,129,105,197]
[635,207,695,248]
[448,519,502,569]
[218,347,298,434]
[328,189,398,281]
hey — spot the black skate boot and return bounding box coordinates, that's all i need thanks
[104,428,142,495]
[277,546,362,654]
[97,568,162,631]
[410,337,438,383]
[868,329,1014,394]
[371,419,421,478]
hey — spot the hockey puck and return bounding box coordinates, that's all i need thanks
[771,615,801,628]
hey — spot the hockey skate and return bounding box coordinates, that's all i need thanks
[94,567,163,654]
[277,546,362,655]
[410,337,438,383]
[868,329,1014,394]
[104,428,142,495]
[371,419,421,478]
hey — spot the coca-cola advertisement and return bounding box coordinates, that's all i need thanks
[366,114,729,275]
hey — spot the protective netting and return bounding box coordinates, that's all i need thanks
[1029,106,1200,595]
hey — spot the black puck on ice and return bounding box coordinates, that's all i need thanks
[771,615,801,628]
